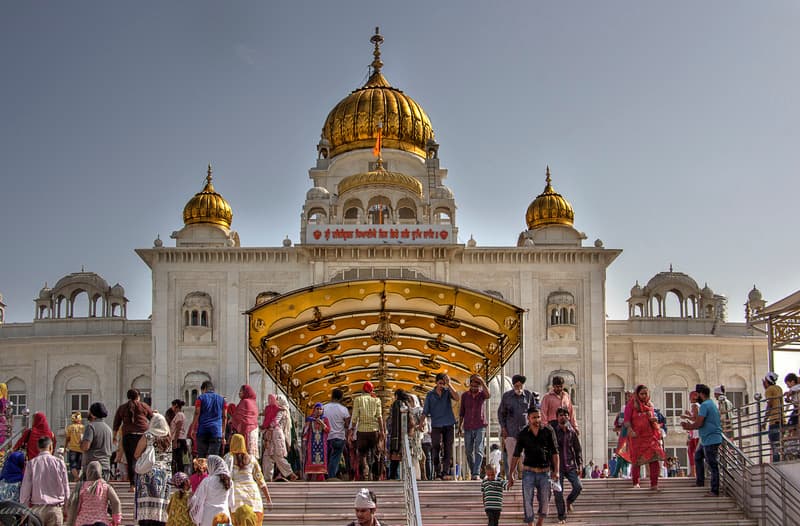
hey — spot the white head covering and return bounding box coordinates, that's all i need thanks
[354,488,376,509]
[148,413,170,437]
[206,455,230,477]
[714,385,724,395]
[765,372,779,384]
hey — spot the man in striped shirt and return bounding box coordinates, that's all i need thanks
[349,381,384,480]
[481,464,507,526]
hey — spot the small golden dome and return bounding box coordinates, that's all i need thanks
[321,28,434,158]
[525,166,575,229]
[183,165,233,228]
[338,168,423,197]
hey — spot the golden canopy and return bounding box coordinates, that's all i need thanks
[183,165,233,228]
[525,166,575,230]
[247,279,523,410]
[321,28,435,159]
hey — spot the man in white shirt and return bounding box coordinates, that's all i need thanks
[324,388,351,479]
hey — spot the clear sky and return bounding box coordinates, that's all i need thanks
[1,2,798,375]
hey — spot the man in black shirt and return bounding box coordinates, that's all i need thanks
[508,407,559,526]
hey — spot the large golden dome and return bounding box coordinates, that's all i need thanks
[183,165,233,228]
[321,28,434,158]
[525,166,575,229]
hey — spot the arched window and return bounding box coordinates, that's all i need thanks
[547,291,576,326]
[191,310,199,326]
[307,208,327,225]
[201,311,208,327]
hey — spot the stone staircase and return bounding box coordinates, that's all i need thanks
[110,477,757,525]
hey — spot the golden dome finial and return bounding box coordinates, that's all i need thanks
[321,29,435,157]
[370,27,384,75]
[183,164,233,228]
[525,166,575,229]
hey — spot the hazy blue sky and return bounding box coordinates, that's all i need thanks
[1,1,798,352]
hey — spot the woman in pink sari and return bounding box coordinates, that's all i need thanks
[260,394,296,481]
[231,384,260,459]
[302,403,330,481]
[623,384,665,490]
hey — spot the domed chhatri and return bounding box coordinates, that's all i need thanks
[183,164,233,228]
[525,166,575,229]
[321,27,435,159]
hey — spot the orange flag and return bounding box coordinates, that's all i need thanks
[372,123,383,158]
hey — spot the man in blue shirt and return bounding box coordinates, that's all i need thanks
[423,372,459,480]
[682,383,722,496]
[190,380,227,458]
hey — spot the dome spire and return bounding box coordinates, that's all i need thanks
[183,164,233,228]
[525,165,575,229]
[370,27,384,75]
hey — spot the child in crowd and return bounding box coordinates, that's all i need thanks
[211,512,233,526]
[167,472,193,526]
[481,464,506,526]
[191,457,209,492]
[487,443,502,477]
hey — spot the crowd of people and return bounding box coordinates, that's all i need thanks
[0,366,798,526]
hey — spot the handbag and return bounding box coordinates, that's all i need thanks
[134,436,155,475]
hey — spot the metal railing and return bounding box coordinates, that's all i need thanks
[719,394,800,526]
[0,409,30,472]
[727,393,798,464]
[400,405,423,526]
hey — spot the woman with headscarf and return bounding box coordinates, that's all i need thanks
[0,383,9,445]
[166,472,193,526]
[260,394,296,481]
[14,411,56,459]
[67,460,122,526]
[231,504,258,526]
[231,385,260,460]
[623,384,666,491]
[302,403,330,481]
[0,450,25,502]
[224,434,271,524]
[189,455,235,526]
[133,413,172,525]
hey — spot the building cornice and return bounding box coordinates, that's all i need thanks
[136,245,622,267]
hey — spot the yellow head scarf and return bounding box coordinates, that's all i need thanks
[229,433,247,455]
[71,411,83,423]
[0,383,7,400]
[232,505,258,526]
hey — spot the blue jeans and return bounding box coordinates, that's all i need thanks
[327,438,345,479]
[768,424,781,463]
[463,427,486,478]
[695,442,720,495]
[554,468,583,520]
[522,470,551,523]
[196,434,222,458]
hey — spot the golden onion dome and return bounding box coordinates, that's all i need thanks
[338,167,423,197]
[321,28,434,158]
[183,164,233,228]
[525,166,575,229]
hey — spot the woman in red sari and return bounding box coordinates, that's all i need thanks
[623,384,665,490]
[302,403,330,481]
[231,384,260,459]
[14,411,56,459]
